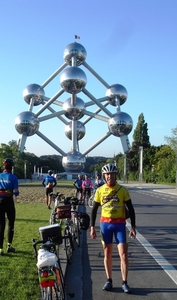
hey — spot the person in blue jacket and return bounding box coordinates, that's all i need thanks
[0,158,19,255]
[42,170,56,209]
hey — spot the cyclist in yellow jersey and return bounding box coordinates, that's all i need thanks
[90,163,136,294]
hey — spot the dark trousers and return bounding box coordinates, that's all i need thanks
[0,198,16,248]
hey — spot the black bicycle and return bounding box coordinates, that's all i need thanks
[65,197,81,248]
[59,197,80,263]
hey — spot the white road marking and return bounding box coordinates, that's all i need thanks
[126,221,177,285]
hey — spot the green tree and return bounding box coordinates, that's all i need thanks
[132,113,151,151]
[164,127,177,185]
[126,113,151,180]
[164,127,177,151]
[154,145,176,183]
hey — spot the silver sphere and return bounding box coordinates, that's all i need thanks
[63,42,87,66]
[65,121,86,140]
[63,97,85,120]
[23,84,45,106]
[62,151,86,172]
[106,84,127,106]
[108,112,133,137]
[15,111,39,136]
[60,67,87,94]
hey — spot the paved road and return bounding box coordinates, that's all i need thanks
[63,184,177,300]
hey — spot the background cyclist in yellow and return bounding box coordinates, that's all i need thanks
[90,163,136,294]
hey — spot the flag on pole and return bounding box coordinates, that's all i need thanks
[75,35,80,39]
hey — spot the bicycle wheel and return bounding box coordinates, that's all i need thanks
[52,276,65,300]
[41,274,65,299]
[88,194,94,208]
[49,212,56,225]
[41,287,52,300]
[64,227,73,264]
[72,216,80,247]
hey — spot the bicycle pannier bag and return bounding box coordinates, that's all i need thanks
[56,205,71,219]
[78,212,90,230]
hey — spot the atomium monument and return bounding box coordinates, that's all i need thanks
[15,41,133,174]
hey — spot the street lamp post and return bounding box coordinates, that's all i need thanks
[139,146,143,184]
[123,154,127,183]
[24,161,27,180]
[176,152,177,190]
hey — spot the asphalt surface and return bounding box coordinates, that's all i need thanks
[60,183,177,300]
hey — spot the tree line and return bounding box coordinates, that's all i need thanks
[0,113,176,184]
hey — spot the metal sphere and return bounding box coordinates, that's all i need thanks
[15,111,39,136]
[60,67,87,94]
[63,97,85,120]
[106,84,127,106]
[23,84,45,106]
[65,121,86,140]
[62,151,86,172]
[108,112,133,137]
[63,42,87,66]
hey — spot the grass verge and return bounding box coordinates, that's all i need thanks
[0,203,53,300]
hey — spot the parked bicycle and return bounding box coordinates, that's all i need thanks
[49,192,65,225]
[32,223,74,300]
[49,193,81,263]
[65,197,81,248]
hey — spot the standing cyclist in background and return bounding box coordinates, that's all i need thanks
[73,174,83,201]
[94,174,104,188]
[82,174,92,204]
[90,163,136,294]
[0,158,19,255]
[42,170,57,209]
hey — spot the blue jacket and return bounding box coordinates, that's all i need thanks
[0,170,19,197]
[42,175,56,188]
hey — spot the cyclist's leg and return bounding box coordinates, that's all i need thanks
[100,222,113,279]
[0,201,6,250]
[115,224,129,282]
[6,200,16,246]
[45,188,49,207]
[48,188,53,208]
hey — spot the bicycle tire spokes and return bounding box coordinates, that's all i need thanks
[64,228,73,265]
[72,214,80,247]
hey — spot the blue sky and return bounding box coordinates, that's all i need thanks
[0,0,177,158]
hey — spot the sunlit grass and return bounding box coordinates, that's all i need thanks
[0,203,51,300]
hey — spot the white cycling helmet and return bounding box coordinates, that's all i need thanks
[102,163,118,174]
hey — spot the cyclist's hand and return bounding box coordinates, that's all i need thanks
[129,227,136,239]
[90,226,96,239]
